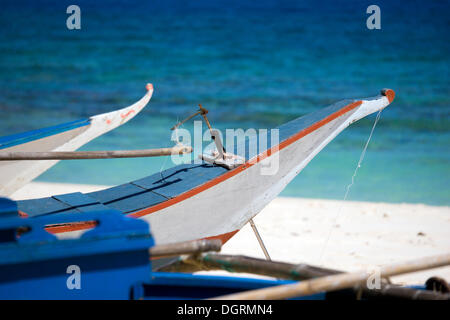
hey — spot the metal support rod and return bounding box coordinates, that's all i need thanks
[0,145,192,161]
[249,218,271,261]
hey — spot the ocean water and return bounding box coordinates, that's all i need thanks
[0,0,449,205]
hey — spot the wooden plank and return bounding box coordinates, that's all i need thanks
[52,192,109,213]
[87,183,167,214]
[132,163,227,198]
[18,197,76,217]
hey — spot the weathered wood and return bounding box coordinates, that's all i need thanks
[158,254,449,300]
[0,146,192,160]
[149,239,222,258]
[210,253,450,300]
[158,254,338,279]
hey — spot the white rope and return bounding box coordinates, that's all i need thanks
[318,110,382,265]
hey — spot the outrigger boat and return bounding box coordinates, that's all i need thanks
[0,84,154,196]
[1,197,448,300]
[16,89,395,246]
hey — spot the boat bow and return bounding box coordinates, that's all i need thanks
[0,84,154,196]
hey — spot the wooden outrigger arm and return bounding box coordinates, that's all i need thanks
[159,253,450,300]
[0,145,192,161]
[149,239,222,258]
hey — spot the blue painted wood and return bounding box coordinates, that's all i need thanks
[100,188,168,213]
[1,199,325,300]
[87,183,149,204]
[131,163,228,198]
[0,198,427,300]
[87,183,168,214]
[18,197,77,217]
[228,99,358,160]
[0,198,154,299]
[134,272,325,300]
[0,198,18,217]
[0,118,90,150]
[276,99,356,142]
[53,192,109,213]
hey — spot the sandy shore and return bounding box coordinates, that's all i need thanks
[12,182,450,285]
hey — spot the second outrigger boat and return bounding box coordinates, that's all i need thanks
[16,89,395,245]
[0,84,154,196]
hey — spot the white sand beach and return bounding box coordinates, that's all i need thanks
[11,182,450,285]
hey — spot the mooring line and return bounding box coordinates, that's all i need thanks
[318,110,382,265]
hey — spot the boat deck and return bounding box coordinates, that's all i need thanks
[19,163,229,217]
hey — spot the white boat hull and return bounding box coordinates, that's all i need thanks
[0,85,153,196]
[134,93,392,245]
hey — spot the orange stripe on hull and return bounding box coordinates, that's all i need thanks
[149,229,240,260]
[18,210,28,218]
[203,229,239,245]
[43,221,239,245]
[45,221,97,234]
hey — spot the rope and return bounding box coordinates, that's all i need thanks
[318,110,383,265]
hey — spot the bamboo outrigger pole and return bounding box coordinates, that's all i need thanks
[210,253,450,300]
[0,145,192,161]
[158,253,338,278]
[159,253,449,300]
[149,239,222,258]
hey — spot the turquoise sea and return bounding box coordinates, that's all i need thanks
[0,0,449,205]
